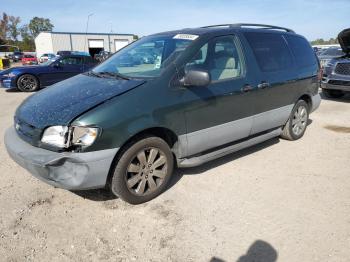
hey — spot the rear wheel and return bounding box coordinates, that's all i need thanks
[322,89,345,98]
[281,100,309,141]
[17,74,39,92]
[110,136,174,204]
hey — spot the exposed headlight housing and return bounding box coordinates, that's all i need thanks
[71,126,99,147]
[41,125,99,148]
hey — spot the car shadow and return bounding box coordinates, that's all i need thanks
[320,91,350,103]
[5,88,20,93]
[210,239,278,262]
[72,188,117,201]
[166,137,280,191]
[73,114,320,202]
[75,137,280,202]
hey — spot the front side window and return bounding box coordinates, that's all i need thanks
[185,35,244,81]
[59,57,82,65]
[244,32,293,72]
[93,35,194,78]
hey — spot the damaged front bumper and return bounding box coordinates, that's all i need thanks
[4,127,118,190]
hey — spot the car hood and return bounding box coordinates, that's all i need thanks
[15,74,145,129]
[318,55,336,60]
[9,65,47,73]
[338,28,350,54]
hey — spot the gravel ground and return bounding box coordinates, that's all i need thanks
[0,88,349,262]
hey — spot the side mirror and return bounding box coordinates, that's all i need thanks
[181,69,210,87]
[53,62,62,68]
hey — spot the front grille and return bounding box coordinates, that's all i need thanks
[15,118,42,145]
[334,63,350,75]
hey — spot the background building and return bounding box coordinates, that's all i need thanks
[35,31,136,57]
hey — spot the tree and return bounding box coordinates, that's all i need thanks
[8,15,21,41]
[28,17,54,38]
[0,12,9,40]
[19,24,35,51]
[311,37,339,45]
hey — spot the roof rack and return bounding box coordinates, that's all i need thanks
[200,23,295,33]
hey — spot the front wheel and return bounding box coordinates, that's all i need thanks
[110,136,174,204]
[281,100,309,141]
[17,74,39,92]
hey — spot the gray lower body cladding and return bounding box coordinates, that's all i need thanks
[5,127,119,190]
[177,93,320,167]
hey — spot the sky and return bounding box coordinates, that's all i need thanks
[1,0,349,41]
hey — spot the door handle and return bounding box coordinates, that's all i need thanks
[257,81,270,89]
[241,84,253,93]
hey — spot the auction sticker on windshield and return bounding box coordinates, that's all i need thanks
[173,34,199,41]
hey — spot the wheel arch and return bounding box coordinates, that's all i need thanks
[15,73,41,89]
[105,126,180,188]
[297,94,312,111]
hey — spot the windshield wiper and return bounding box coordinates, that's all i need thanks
[97,71,130,80]
[85,71,102,78]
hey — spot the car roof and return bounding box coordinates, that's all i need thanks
[151,24,298,38]
[60,54,91,58]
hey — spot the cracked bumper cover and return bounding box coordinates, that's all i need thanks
[5,127,119,190]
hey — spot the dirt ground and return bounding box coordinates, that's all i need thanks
[0,88,349,262]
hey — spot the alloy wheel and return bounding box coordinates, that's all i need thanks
[18,75,37,91]
[125,147,168,196]
[292,105,307,136]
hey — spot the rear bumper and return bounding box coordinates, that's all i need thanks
[311,93,321,113]
[4,127,118,190]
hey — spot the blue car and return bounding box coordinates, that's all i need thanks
[0,54,96,92]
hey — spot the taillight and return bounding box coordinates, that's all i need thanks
[317,68,323,82]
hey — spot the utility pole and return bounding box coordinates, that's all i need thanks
[84,13,94,52]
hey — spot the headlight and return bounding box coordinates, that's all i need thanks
[71,126,99,147]
[3,72,16,78]
[41,126,69,148]
[320,59,330,68]
[325,60,335,67]
[41,125,99,148]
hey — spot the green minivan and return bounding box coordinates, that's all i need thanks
[5,24,321,204]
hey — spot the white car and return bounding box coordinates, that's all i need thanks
[39,53,57,63]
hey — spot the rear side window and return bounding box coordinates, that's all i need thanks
[244,32,293,72]
[286,35,318,67]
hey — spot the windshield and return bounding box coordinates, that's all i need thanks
[320,48,344,56]
[92,35,195,78]
[40,59,56,66]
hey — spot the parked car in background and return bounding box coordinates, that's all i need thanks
[8,51,23,62]
[56,50,72,56]
[94,50,112,62]
[318,47,344,68]
[22,54,38,65]
[0,54,96,92]
[39,53,56,63]
[321,28,350,98]
[4,24,321,204]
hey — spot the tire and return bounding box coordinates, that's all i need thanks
[322,89,345,98]
[281,100,309,141]
[17,74,39,92]
[110,136,174,205]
